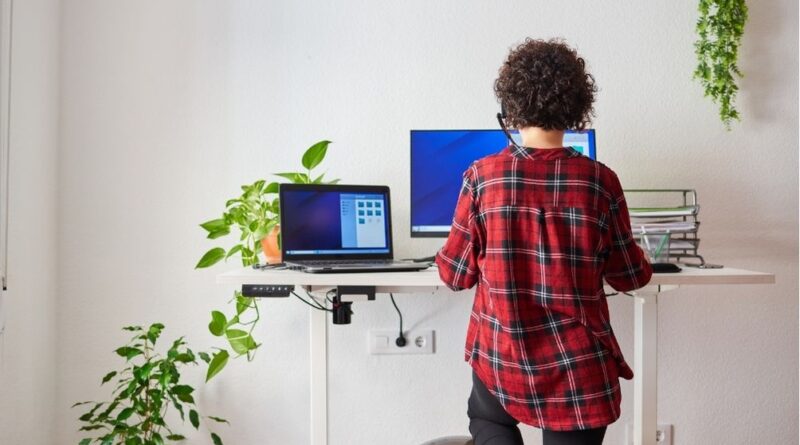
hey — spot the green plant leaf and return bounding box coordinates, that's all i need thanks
[226,329,257,355]
[211,433,224,445]
[172,385,194,396]
[134,362,155,382]
[301,140,331,170]
[196,247,226,269]
[116,407,135,421]
[207,416,230,425]
[147,323,165,345]
[225,244,243,260]
[235,295,250,315]
[274,172,310,183]
[101,371,117,384]
[206,350,229,382]
[189,409,200,429]
[252,223,269,241]
[159,370,172,388]
[79,439,92,445]
[115,347,143,361]
[166,435,186,441]
[207,227,231,240]
[198,351,211,364]
[264,182,280,194]
[209,311,227,337]
[200,218,228,233]
[175,352,194,363]
[78,402,104,421]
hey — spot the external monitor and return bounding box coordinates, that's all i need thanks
[409,129,596,237]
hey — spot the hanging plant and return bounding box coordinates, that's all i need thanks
[693,0,748,129]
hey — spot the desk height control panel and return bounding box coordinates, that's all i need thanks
[241,284,295,298]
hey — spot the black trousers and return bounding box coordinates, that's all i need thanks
[467,371,607,445]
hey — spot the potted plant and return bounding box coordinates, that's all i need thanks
[73,323,227,445]
[195,140,339,380]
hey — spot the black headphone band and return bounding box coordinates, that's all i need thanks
[496,109,522,150]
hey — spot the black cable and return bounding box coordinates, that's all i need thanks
[389,293,406,347]
[292,291,332,312]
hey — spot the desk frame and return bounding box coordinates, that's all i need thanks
[218,267,774,445]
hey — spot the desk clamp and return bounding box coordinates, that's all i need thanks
[331,285,375,325]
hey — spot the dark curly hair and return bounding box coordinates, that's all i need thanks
[494,38,597,131]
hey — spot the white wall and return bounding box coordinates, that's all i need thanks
[56,1,798,444]
[0,0,60,443]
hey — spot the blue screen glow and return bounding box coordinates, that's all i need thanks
[282,190,390,255]
[410,129,596,236]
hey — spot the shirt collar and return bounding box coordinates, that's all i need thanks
[506,144,582,161]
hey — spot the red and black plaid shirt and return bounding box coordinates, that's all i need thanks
[435,144,652,431]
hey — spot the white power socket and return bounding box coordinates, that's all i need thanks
[368,329,435,355]
[625,423,673,445]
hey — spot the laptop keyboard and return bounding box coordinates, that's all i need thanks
[299,259,395,266]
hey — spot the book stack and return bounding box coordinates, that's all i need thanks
[624,189,706,267]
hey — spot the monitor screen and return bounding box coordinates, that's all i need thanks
[281,187,391,256]
[410,129,596,237]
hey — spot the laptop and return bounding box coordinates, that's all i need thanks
[279,183,430,273]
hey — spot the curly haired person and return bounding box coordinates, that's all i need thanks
[435,39,653,445]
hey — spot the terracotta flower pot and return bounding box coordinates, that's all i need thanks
[261,225,282,264]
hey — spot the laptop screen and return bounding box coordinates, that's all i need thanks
[280,185,392,259]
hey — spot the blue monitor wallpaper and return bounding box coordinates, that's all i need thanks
[410,129,595,236]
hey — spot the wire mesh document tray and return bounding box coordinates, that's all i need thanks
[624,189,711,267]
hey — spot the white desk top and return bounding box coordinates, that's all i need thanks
[217,264,775,288]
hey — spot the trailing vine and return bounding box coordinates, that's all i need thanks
[196,141,338,382]
[694,0,748,129]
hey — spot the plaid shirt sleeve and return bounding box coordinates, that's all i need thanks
[603,172,653,292]
[435,165,483,291]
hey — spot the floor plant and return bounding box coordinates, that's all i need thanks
[73,323,228,445]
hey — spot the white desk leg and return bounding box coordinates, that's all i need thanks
[633,291,658,445]
[310,304,328,445]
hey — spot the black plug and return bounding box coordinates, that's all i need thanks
[390,293,406,347]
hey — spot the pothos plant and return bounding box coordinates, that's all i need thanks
[694,0,748,129]
[195,140,338,381]
[72,323,227,445]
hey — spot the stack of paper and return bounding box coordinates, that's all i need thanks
[629,205,699,218]
[632,222,697,234]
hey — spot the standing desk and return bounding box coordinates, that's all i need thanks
[218,265,774,445]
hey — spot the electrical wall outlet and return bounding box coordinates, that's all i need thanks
[625,423,673,445]
[368,329,435,355]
